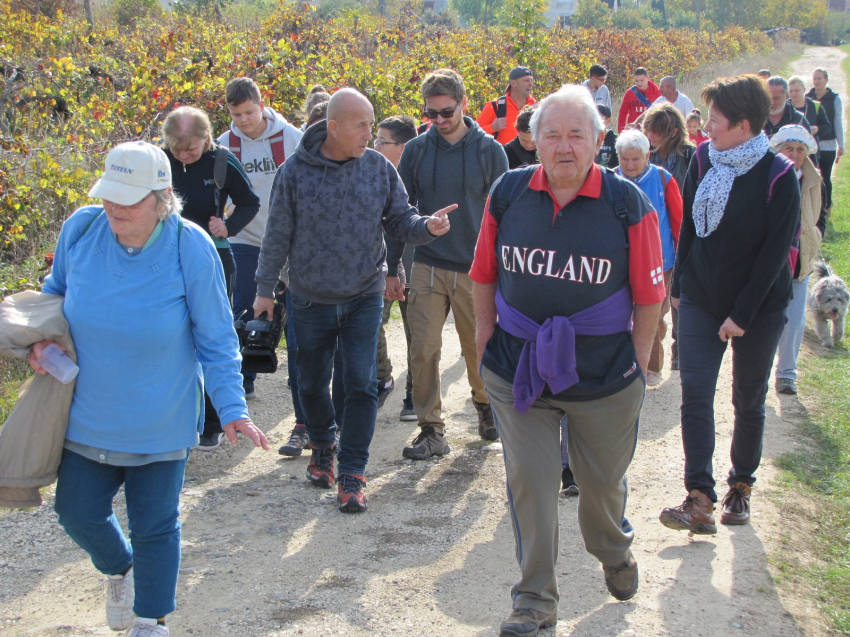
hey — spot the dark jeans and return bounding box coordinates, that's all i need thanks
[290,292,382,476]
[678,295,785,502]
[203,246,237,436]
[231,243,260,389]
[285,289,346,428]
[54,448,187,619]
[819,150,837,209]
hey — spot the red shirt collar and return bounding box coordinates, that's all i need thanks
[528,163,602,203]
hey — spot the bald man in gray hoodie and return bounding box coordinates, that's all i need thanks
[254,89,455,513]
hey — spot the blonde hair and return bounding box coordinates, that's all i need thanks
[162,106,214,153]
[643,102,694,159]
[788,76,806,91]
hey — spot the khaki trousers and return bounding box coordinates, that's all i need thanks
[407,263,488,433]
[482,365,644,615]
[648,268,673,374]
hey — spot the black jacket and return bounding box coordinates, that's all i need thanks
[672,149,801,330]
[793,97,832,142]
[505,137,539,169]
[165,147,260,240]
[763,103,812,138]
[806,87,838,141]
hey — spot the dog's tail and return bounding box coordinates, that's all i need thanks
[813,259,833,280]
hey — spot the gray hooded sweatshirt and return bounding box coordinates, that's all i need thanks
[255,120,435,304]
[388,116,508,274]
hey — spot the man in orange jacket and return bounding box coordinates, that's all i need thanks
[477,66,537,145]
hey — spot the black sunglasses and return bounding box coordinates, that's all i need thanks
[423,101,460,121]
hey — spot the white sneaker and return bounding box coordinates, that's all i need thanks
[646,370,662,387]
[104,567,134,631]
[122,617,170,636]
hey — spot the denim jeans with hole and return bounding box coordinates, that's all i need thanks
[290,293,382,475]
[678,295,785,501]
[54,448,188,619]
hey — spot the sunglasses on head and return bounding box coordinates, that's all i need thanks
[423,101,460,121]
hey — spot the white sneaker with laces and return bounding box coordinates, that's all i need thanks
[122,617,170,636]
[104,566,134,631]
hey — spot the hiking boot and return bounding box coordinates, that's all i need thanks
[659,489,717,534]
[306,443,336,488]
[473,395,499,441]
[121,617,169,636]
[278,424,309,457]
[560,465,579,497]
[402,427,450,460]
[499,608,557,637]
[603,552,639,601]
[776,378,798,394]
[337,473,367,513]
[194,432,223,451]
[104,566,134,631]
[377,376,394,410]
[399,393,417,422]
[720,482,752,525]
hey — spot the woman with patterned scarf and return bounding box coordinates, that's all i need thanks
[658,75,801,537]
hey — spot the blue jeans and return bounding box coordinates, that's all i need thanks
[231,243,261,389]
[775,276,810,382]
[286,290,346,429]
[678,295,785,501]
[290,293,382,475]
[54,448,187,619]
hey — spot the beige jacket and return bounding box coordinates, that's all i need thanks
[797,158,825,281]
[0,291,76,508]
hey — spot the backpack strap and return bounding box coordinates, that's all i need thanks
[488,166,536,225]
[407,137,427,202]
[226,133,242,162]
[631,86,652,108]
[600,168,630,247]
[491,95,508,141]
[213,144,229,191]
[766,152,794,205]
[479,136,497,192]
[658,166,668,190]
[269,131,286,168]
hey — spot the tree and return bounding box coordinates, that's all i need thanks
[451,0,503,26]
[762,0,827,31]
[704,0,764,29]
[572,0,609,28]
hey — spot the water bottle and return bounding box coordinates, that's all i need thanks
[37,343,79,384]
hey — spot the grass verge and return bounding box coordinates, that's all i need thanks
[772,44,850,636]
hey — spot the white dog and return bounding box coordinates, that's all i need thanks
[808,262,849,348]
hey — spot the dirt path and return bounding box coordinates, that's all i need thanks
[0,47,844,637]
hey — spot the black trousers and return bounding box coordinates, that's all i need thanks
[819,150,837,210]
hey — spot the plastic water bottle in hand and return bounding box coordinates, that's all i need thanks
[37,344,79,384]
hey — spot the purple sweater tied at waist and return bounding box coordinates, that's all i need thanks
[495,287,634,413]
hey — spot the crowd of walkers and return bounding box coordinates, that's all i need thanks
[4,60,841,637]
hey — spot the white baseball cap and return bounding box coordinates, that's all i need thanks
[88,141,172,205]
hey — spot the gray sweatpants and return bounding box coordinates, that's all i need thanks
[482,366,645,615]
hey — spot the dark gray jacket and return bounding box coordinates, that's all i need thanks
[255,121,434,304]
[389,117,508,274]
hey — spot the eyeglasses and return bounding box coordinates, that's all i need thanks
[423,101,460,121]
[374,139,404,148]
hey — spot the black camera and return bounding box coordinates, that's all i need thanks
[234,303,286,374]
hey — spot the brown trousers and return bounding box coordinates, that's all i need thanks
[407,263,488,433]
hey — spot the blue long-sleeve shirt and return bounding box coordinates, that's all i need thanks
[43,206,248,454]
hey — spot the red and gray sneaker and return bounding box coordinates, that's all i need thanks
[337,473,367,513]
[306,443,336,488]
[278,424,309,457]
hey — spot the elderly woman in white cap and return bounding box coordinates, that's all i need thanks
[30,141,269,637]
[770,125,828,395]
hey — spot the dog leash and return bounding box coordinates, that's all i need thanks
[817,249,834,277]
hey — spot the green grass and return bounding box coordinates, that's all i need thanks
[772,44,850,636]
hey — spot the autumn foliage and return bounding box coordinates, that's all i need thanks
[0,0,771,275]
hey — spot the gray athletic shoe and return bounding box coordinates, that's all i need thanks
[776,378,798,394]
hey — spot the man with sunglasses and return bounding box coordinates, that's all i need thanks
[477,66,537,145]
[391,69,508,461]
